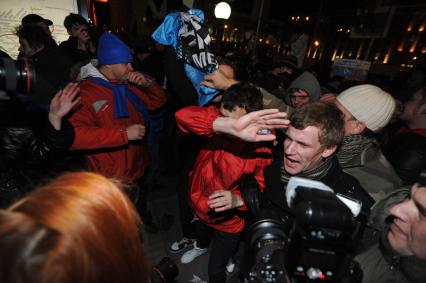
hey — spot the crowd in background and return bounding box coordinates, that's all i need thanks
[0,7,425,283]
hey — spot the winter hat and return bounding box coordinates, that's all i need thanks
[288,71,321,101]
[337,84,396,132]
[97,32,132,66]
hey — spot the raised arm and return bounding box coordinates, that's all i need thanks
[48,83,80,130]
[212,108,289,142]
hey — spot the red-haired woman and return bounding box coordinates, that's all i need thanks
[0,172,149,283]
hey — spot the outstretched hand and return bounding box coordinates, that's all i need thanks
[213,108,289,142]
[49,82,80,119]
[49,83,80,130]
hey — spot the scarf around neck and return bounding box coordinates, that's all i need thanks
[337,135,375,167]
[88,77,150,129]
[280,156,333,186]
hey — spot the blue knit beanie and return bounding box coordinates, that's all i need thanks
[97,32,132,65]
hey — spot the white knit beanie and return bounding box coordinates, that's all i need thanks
[336,84,396,132]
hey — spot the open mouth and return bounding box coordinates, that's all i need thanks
[284,155,299,168]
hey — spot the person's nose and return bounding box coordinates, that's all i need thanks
[128,63,133,71]
[389,198,412,223]
[284,140,296,155]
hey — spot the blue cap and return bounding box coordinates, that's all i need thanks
[97,32,132,65]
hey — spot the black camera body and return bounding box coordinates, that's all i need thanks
[245,178,364,283]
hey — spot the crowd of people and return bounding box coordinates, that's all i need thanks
[0,8,425,283]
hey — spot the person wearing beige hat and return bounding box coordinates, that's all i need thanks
[335,84,402,202]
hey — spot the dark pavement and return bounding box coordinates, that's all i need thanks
[141,174,243,283]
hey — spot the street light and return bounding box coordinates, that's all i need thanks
[215,2,231,44]
[215,2,231,20]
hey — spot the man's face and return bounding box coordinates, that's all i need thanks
[69,24,90,42]
[290,89,310,107]
[388,183,426,260]
[283,125,335,175]
[18,38,37,57]
[109,63,133,82]
[399,91,423,125]
[335,100,358,136]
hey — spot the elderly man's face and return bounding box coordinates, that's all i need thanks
[283,125,335,175]
[388,183,426,260]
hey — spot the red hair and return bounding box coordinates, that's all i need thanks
[0,172,149,283]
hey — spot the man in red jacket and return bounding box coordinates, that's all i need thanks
[69,32,166,231]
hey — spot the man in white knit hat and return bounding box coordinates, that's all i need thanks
[335,84,402,202]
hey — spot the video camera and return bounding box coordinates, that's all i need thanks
[244,177,364,283]
[0,57,63,104]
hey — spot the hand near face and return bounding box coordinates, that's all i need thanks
[207,190,244,212]
[232,109,289,142]
[127,71,152,88]
[201,69,237,90]
[126,124,146,140]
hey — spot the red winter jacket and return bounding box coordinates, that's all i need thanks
[70,78,166,183]
[175,106,273,233]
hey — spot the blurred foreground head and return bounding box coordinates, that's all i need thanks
[0,172,149,283]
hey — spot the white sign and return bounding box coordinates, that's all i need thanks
[0,0,78,59]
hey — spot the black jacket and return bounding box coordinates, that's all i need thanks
[241,155,375,226]
[0,119,75,208]
[385,132,426,185]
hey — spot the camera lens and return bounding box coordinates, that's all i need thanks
[0,58,36,94]
[248,219,288,261]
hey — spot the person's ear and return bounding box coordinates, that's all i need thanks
[348,120,366,135]
[321,145,337,158]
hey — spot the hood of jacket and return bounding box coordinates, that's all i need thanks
[77,60,106,81]
[287,71,320,102]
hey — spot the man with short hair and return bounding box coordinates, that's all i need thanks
[335,84,402,201]
[69,32,166,231]
[355,170,426,283]
[239,101,374,226]
[60,13,96,69]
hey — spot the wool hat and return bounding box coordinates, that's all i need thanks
[97,32,132,66]
[337,84,396,132]
[288,71,321,101]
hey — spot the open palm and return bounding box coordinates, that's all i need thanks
[50,82,80,119]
